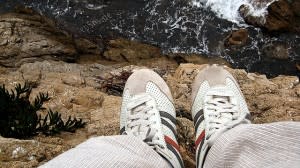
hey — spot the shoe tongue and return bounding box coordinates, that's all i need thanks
[205,89,236,146]
[127,93,151,110]
[126,93,158,143]
[207,87,234,97]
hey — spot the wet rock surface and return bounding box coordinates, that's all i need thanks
[240,0,300,33]
[224,29,249,48]
[262,42,289,60]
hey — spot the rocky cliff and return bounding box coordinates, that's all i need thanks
[0,60,299,168]
[0,8,299,168]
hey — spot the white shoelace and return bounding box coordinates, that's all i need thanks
[204,90,247,145]
[125,93,163,149]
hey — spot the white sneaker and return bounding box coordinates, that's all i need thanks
[191,65,251,168]
[120,69,184,168]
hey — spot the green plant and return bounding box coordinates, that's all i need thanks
[0,82,86,139]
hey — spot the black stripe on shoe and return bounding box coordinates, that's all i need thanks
[161,118,177,137]
[202,147,211,168]
[246,113,251,120]
[120,126,125,134]
[193,109,204,125]
[160,111,177,125]
[166,143,184,168]
[195,114,204,134]
[196,138,205,168]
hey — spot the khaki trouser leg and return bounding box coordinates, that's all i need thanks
[40,135,171,168]
[204,122,300,168]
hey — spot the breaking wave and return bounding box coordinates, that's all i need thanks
[191,0,276,24]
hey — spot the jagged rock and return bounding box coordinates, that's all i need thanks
[0,136,70,168]
[239,0,300,33]
[262,42,289,60]
[292,0,300,33]
[0,12,78,67]
[264,0,294,32]
[296,63,300,71]
[74,38,102,55]
[224,29,249,47]
[239,4,266,27]
[177,117,196,167]
[292,0,300,17]
[103,38,162,62]
[168,53,231,67]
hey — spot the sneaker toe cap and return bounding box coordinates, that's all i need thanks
[124,69,173,102]
[191,65,237,101]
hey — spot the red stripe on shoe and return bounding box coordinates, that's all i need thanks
[164,136,180,151]
[195,130,205,149]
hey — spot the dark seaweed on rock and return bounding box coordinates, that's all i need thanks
[0,82,86,139]
[99,71,133,96]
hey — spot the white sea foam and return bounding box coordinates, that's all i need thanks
[191,0,277,24]
[85,4,107,10]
